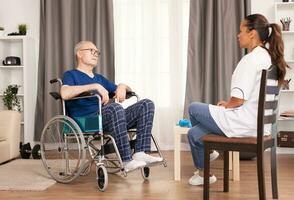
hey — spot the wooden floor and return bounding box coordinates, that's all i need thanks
[1,151,294,200]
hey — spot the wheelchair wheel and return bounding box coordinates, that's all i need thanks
[96,165,108,191]
[40,115,87,183]
[141,166,150,180]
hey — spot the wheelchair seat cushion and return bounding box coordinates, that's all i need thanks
[73,115,101,133]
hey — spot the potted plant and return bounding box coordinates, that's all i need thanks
[18,24,27,35]
[0,26,4,37]
[2,85,21,111]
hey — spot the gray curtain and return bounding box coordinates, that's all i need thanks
[184,0,250,117]
[34,0,114,141]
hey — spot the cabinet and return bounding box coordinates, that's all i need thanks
[0,36,36,144]
[275,1,294,152]
[277,91,294,149]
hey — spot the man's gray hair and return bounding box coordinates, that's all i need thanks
[74,41,93,57]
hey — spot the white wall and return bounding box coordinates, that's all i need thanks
[0,0,40,37]
[251,0,276,23]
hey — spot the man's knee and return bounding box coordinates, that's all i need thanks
[106,103,124,115]
[188,102,206,117]
[140,99,155,111]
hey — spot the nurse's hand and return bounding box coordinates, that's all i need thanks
[217,100,227,107]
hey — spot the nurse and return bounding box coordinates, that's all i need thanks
[187,14,288,186]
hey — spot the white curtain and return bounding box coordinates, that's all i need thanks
[113,0,190,150]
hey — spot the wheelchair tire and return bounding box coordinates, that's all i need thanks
[141,166,150,180]
[96,165,108,191]
[40,115,87,183]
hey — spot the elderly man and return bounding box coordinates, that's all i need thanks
[61,41,162,172]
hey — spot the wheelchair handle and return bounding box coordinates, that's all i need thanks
[50,79,58,84]
[50,78,63,85]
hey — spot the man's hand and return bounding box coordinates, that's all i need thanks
[217,100,227,107]
[115,84,127,103]
[93,84,109,105]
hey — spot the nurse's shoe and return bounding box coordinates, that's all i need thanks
[188,171,217,186]
[210,150,219,161]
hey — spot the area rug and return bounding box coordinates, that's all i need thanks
[0,159,56,191]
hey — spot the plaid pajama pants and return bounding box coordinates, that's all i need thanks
[102,99,155,162]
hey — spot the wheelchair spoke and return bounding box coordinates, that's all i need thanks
[40,115,86,183]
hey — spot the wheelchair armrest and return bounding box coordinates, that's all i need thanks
[77,90,97,97]
[50,92,61,100]
[126,91,137,99]
[108,91,138,99]
[69,90,101,101]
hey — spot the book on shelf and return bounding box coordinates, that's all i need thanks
[280,111,294,120]
[280,111,294,118]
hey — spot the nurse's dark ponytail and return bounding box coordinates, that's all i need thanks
[245,14,288,86]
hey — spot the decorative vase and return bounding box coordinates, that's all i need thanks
[280,17,292,31]
[19,30,26,35]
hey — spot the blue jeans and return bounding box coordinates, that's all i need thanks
[187,102,225,169]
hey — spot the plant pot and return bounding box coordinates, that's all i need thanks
[11,86,18,94]
[19,30,26,35]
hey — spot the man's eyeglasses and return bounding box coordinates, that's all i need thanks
[79,48,101,57]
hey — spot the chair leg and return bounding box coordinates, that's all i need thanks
[271,146,278,199]
[204,143,210,200]
[257,151,266,200]
[223,151,229,192]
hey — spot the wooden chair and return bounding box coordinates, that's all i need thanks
[202,65,279,200]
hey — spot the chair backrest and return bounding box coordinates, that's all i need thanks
[257,65,280,147]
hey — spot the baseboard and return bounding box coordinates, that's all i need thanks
[277,147,294,154]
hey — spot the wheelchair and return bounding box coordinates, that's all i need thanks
[40,78,167,191]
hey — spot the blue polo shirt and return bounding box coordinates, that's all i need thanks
[62,69,117,117]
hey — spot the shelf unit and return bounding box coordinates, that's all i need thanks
[0,36,36,144]
[275,2,294,151]
[275,2,294,65]
[282,31,294,34]
[277,89,294,150]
